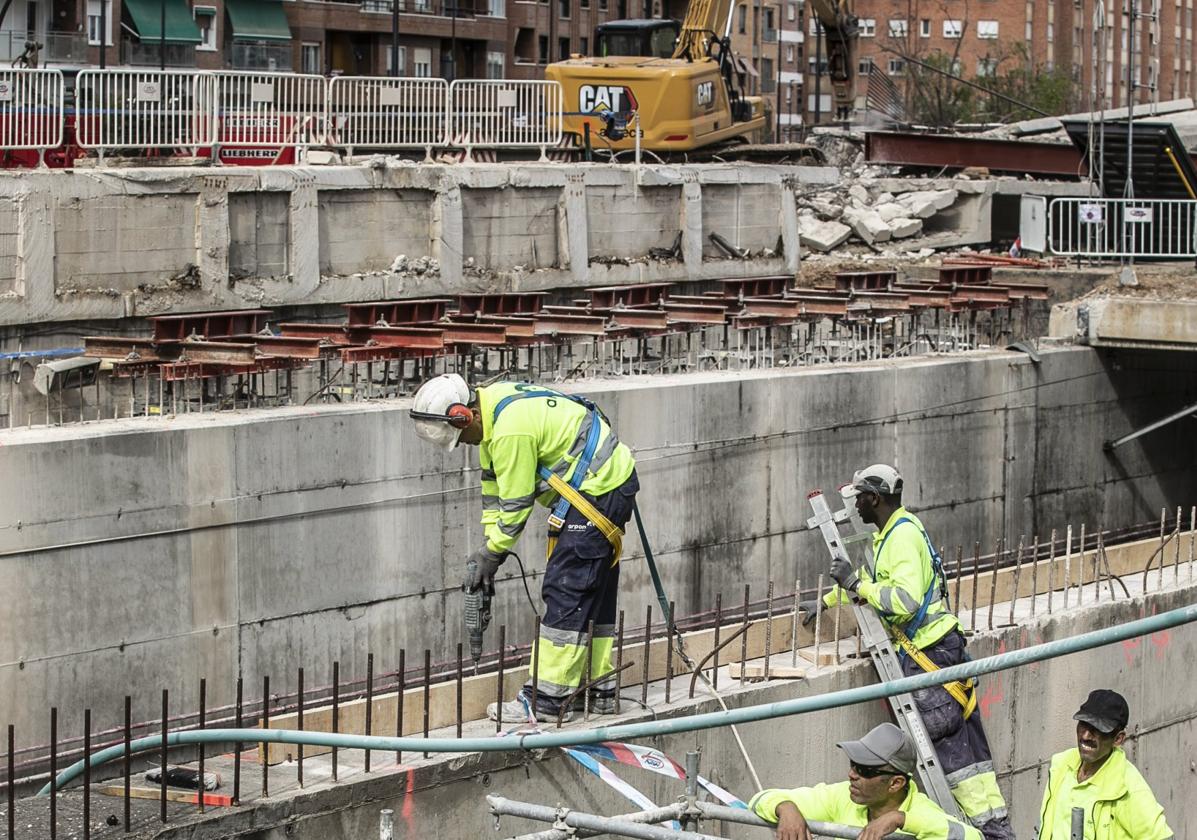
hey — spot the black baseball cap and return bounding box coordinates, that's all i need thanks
[1073,689,1129,735]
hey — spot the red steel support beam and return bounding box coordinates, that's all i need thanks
[864,131,1087,176]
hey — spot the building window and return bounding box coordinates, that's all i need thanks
[887,57,905,74]
[414,47,432,76]
[887,19,908,37]
[386,45,407,74]
[786,44,794,61]
[538,34,549,63]
[486,50,504,77]
[859,17,875,36]
[943,19,962,37]
[581,0,589,8]
[86,0,112,46]
[580,36,589,55]
[559,36,570,59]
[764,7,775,30]
[301,41,321,73]
[919,18,930,36]
[599,0,607,10]
[977,57,998,76]
[739,4,747,33]
[194,6,217,51]
[559,0,569,17]
[809,16,818,35]
[788,2,796,19]
[977,19,999,38]
[488,0,505,15]
[858,57,873,73]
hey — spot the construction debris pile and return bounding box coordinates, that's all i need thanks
[797,185,959,252]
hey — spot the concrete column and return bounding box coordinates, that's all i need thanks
[197,176,230,296]
[781,177,802,273]
[561,172,589,285]
[680,175,703,274]
[18,187,54,320]
[289,175,320,296]
[433,183,465,288]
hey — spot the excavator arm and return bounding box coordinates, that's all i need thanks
[672,0,735,60]
[808,0,857,120]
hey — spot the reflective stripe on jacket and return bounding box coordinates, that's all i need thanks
[824,507,958,649]
[477,382,635,554]
[1037,748,1172,840]
[750,779,980,840]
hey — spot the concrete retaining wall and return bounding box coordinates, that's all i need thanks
[0,162,838,327]
[0,345,1194,747]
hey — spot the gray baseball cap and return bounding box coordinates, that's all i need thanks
[843,464,904,498]
[837,723,917,775]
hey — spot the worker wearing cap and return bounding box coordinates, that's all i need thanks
[409,374,638,723]
[1036,690,1171,840]
[751,723,982,840]
[801,464,1014,840]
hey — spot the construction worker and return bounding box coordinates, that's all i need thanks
[751,722,982,840]
[800,465,1015,840]
[1036,689,1172,839]
[409,374,638,724]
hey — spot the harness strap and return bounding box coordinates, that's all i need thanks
[891,625,977,719]
[540,467,624,565]
[875,516,948,642]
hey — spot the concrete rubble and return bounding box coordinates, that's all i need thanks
[797,182,959,252]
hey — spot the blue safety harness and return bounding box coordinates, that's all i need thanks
[491,386,605,528]
[874,517,951,643]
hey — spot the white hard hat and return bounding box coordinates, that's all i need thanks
[410,373,472,451]
[844,464,903,497]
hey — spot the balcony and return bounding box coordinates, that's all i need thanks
[121,37,197,67]
[359,0,487,15]
[763,26,778,42]
[0,31,88,64]
[229,41,293,70]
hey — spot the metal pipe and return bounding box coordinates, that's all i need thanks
[693,801,910,839]
[511,805,689,840]
[38,602,1197,793]
[488,795,723,840]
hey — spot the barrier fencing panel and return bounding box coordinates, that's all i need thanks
[327,76,448,153]
[0,69,63,153]
[449,80,562,152]
[1047,197,1197,258]
[74,70,215,152]
[207,71,326,150]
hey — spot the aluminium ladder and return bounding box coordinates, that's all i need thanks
[806,488,964,819]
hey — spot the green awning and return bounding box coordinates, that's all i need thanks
[122,0,202,44]
[225,0,292,42]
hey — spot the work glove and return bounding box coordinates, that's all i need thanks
[466,545,506,594]
[829,557,861,593]
[796,599,824,628]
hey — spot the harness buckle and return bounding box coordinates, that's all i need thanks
[547,513,565,531]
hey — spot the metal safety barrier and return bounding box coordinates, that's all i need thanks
[1047,196,1197,258]
[0,69,63,157]
[449,79,562,157]
[74,69,216,154]
[327,76,448,155]
[206,70,326,154]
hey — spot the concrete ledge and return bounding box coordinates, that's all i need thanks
[1051,296,1197,350]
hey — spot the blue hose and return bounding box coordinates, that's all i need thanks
[38,601,1197,796]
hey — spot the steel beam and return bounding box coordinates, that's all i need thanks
[865,131,1086,176]
[589,283,673,308]
[175,341,258,365]
[439,322,509,347]
[534,314,608,337]
[148,310,272,343]
[277,323,354,344]
[84,336,176,362]
[350,326,445,350]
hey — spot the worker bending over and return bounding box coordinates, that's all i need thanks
[751,723,981,840]
[802,465,1014,840]
[1036,689,1171,839]
[409,375,638,723]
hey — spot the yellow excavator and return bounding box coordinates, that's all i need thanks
[545,0,772,154]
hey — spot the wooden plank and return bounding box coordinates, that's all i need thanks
[727,661,809,680]
[95,784,233,807]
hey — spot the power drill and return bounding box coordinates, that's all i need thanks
[463,557,492,673]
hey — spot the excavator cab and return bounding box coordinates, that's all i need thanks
[594,19,682,58]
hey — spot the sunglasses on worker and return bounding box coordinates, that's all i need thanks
[850,761,902,779]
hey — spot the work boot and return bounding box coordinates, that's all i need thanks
[487,691,573,725]
[571,692,619,715]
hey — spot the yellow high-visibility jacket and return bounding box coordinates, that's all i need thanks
[1037,748,1172,840]
[477,383,635,555]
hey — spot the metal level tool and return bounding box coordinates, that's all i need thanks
[806,488,963,818]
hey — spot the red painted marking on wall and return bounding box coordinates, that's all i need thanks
[1121,637,1142,666]
[978,640,1007,718]
[401,767,415,825]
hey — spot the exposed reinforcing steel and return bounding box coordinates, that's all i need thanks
[806,488,963,818]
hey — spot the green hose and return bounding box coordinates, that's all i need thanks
[38,601,1197,797]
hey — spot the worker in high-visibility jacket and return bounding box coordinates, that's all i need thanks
[1036,689,1172,840]
[751,723,982,840]
[410,374,638,723]
[799,465,1014,840]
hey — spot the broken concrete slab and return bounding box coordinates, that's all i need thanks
[888,217,923,239]
[842,207,892,244]
[896,189,958,219]
[847,184,871,206]
[874,202,905,222]
[798,216,852,252]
